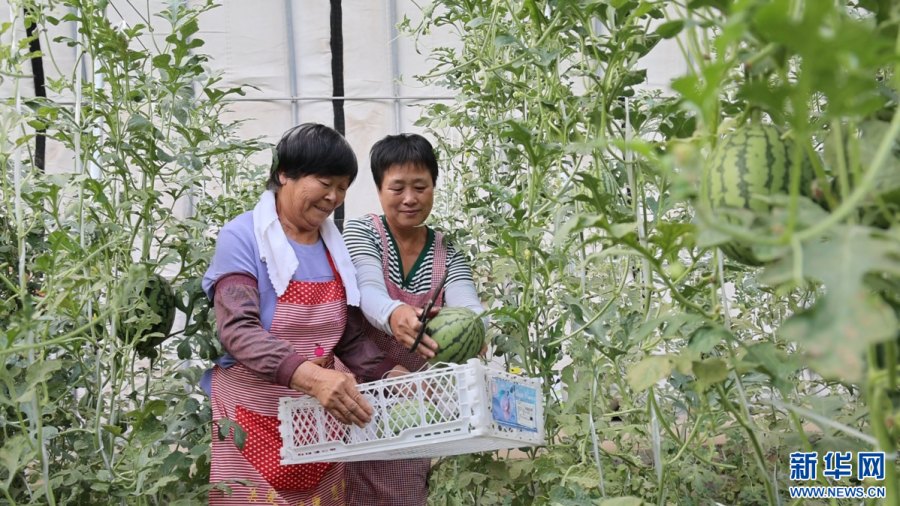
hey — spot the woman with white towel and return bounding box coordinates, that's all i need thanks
[202,123,392,505]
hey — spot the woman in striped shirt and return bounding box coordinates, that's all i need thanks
[343,133,485,505]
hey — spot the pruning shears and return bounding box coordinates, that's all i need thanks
[409,271,449,354]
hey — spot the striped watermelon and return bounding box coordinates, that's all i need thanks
[119,272,176,358]
[426,307,485,365]
[703,122,814,266]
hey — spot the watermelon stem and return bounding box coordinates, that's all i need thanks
[748,107,761,124]
[785,131,804,236]
[806,130,839,211]
[831,120,853,206]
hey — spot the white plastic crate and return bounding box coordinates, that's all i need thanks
[278,359,545,464]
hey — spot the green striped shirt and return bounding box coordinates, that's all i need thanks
[343,215,475,294]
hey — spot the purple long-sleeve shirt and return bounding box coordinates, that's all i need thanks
[200,212,391,394]
[212,274,392,385]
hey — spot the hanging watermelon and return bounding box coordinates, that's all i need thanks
[702,122,815,266]
[118,272,177,358]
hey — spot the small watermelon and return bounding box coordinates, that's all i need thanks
[386,398,441,436]
[703,122,816,266]
[118,272,176,357]
[426,307,485,365]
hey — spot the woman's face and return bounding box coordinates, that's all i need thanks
[276,173,350,235]
[378,163,434,232]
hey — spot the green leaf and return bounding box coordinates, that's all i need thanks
[656,20,684,39]
[233,424,247,450]
[152,54,171,69]
[763,227,900,381]
[671,61,729,128]
[610,222,636,238]
[562,468,602,489]
[126,114,152,133]
[650,222,696,258]
[740,342,801,392]
[90,481,110,493]
[500,120,533,147]
[627,355,672,392]
[102,424,124,436]
[143,474,180,494]
[494,34,518,48]
[465,17,489,29]
[0,435,31,489]
[693,358,729,391]
[216,418,233,440]
[25,359,62,389]
[179,19,199,38]
[696,224,733,249]
[687,325,728,356]
[177,338,192,360]
[145,399,167,417]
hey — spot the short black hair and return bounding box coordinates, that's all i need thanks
[267,123,358,191]
[369,133,438,189]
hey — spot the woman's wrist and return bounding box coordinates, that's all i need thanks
[381,300,404,335]
[277,353,307,387]
[289,360,320,393]
[388,303,415,335]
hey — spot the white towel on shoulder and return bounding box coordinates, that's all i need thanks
[252,190,360,306]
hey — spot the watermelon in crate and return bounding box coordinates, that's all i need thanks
[278,359,545,464]
[386,397,442,436]
[426,307,485,365]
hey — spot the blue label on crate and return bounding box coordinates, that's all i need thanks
[490,378,538,432]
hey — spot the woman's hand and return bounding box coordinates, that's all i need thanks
[386,365,411,379]
[289,361,373,427]
[388,304,439,360]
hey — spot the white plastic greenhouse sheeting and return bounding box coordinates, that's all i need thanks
[0,0,687,218]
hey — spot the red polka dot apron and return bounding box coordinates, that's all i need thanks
[210,252,348,506]
[344,214,447,506]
